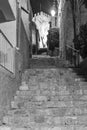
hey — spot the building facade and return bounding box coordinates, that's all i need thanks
[0,0,32,121]
[32,21,39,54]
[33,11,51,49]
[57,0,87,60]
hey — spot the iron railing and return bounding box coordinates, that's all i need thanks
[0,30,14,73]
[66,45,80,67]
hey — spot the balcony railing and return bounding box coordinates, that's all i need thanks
[66,45,80,67]
[0,30,14,73]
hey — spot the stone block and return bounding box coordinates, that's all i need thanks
[35,96,47,102]
[3,115,31,127]
[0,126,11,130]
[74,100,87,107]
[11,101,18,109]
[34,115,45,123]
[53,117,61,125]
[41,126,52,130]
[60,116,77,125]
[14,96,18,100]
[75,126,87,130]
[16,94,33,101]
[12,128,29,130]
[51,127,61,130]
[7,109,27,117]
[75,78,81,82]
[3,116,9,124]
[80,95,87,100]
[77,115,87,125]
[51,126,74,130]
[16,91,20,95]
[16,91,31,97]
[19,82,29,91]
[83,90,87,94]
[75,89,83,95]
[51,107,67,117]
[74,107,84,115]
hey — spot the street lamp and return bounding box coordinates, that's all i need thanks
[50,0,57,16]
[51,9,56,17]
[50,0,58,28]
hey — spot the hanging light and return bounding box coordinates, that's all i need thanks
[51,9,56,16]
[51,0,56,16]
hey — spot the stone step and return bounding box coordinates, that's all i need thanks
[3,114,87,127]
[15,89,87,102]
[3,116,32,127]
[19,82,29,91]
[7,101,87,116]
[1,125,87,130]
[9,103,87,118]
[3,56,87,129]
[11,92,87,109]
[0,126,31,130]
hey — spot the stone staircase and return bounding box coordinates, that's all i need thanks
[1,56,87,130]
[30,55,70,68]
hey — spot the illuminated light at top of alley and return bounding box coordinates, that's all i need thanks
[51,9,56,17]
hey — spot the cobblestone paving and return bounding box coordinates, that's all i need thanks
[1,56,87,130]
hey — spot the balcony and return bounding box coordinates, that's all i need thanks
[0,0,15,23]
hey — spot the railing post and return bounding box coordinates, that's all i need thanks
[71,47,72,65]
[66,45,80,68]
[75,51,76,67]
[77,51,79,67]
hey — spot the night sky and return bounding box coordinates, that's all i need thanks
[30,0,87,15]
[30,0,53,15]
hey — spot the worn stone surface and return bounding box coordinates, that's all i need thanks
[1,56,87,129]
[0,66,21,122]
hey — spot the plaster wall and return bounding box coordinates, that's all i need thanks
[20,21,30,70]
[0,65,21,122]
[0,0,31,122]
[0,21,16,47]
[0,0,17,47]
[8,0,17,18]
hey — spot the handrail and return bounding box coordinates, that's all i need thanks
[21,6,30,14]
[66,44,80,67]
[66,45,79,52]
[0,30,13,48]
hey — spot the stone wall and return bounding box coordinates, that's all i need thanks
[0,65,21,122]
[58,0,67,58]
[0,0,32,122]
[20,21,30,71]
[81,5,87,25]
[58,0,87,61]
[59,0,87,48]
[65,1,74,46]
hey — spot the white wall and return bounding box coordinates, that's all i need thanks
[0,21,16,47]
[8,0,17,18]
[33,12,51,48]
[0,0,17,47]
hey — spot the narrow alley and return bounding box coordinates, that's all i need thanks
[1,55,87,130]
[1,0,87,130]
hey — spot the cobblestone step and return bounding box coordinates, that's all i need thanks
[2,56,87,129]
[7,107,87,119]
[3,114,87,127]
[1,126,87,130]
